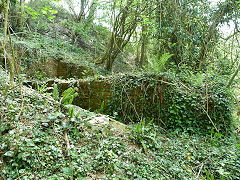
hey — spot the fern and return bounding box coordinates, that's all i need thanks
[132,118,156,152]
[52,84,59,101]
[148,53,173,72]
[60,87,78,105]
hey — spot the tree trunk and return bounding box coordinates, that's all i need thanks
[3,0,14,84]
[198,0,237,68]
[227,60,240,88]
[76,0,86,22]
[97,0,138,71]
[0,46,15,84]
[135,43,140,67]
[85,0,97,26]
[17,0,24,32]
[3,0,10,48]
[139,24,148,68]
[1,0,15,96]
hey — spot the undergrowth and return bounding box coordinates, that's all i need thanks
[0,70,240,179]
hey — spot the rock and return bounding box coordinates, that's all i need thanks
[66,104,128,133]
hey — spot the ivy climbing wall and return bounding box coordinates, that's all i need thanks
[47,77,165,113]
[47,74,233,134]
[74,80,112,110]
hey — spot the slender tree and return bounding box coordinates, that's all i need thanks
[227,58,240,88]
[85,0,97,26]
[97,0,147,71]
[198,0,239,68]
[1,0,15,96]
[64,0,87,23]
[17,0,25,32]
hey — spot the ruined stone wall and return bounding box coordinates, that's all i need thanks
[47,77,165,113]
[46,75,233,133]
[28,58,94,79]
[47,79,114,110]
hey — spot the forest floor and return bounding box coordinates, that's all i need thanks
[0,68,240,179]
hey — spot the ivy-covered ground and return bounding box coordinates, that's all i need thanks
[0,69,240,179]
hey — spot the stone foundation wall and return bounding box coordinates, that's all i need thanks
[47,79,114,110]
[46,75,232,133]
[27,58,94,79]
[47,77,165,112]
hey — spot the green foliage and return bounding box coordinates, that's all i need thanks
[52,84,59,101]
[36,82,47,94]
[210,129,224,147]
[1,0,239,178]
[68,106,75,119]
[62,167,74,179]
[0,77,239,179]
[163,81,232,133]
[24,0,58,20]
[205,169,215,180]
[21,0,61,35]
[72,22,91,40]
[147,53,174,72]
[132,118,157,152]
[24,5,41,19]
[7,28,99,78]
[106,73,233,134]
[60,87,78,105]
[96,101,105,114]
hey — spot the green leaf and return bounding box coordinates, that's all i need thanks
[4,151,14,157]
[69,107,74,119]
[50,10,58,14]
[136,123,140,133]
[48,16,55,20]
[42,10,47,15]
[63,167,73,177]
[142,119,145,128]
[76,112,81,118]
[146,119,154,129]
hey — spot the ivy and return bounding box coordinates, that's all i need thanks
[105,73,233,134]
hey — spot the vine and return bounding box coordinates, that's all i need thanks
[105,73,233,134]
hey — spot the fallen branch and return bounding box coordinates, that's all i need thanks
[196,163,204,179]
[200,106,219,133]
[64,128,71,168]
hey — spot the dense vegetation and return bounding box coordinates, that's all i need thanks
[104,73,233,134]
[0,0,240,179]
